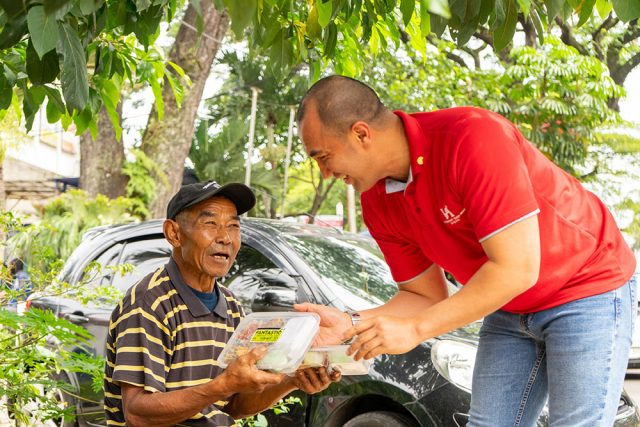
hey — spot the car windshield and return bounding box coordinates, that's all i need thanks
[282,232,397,310]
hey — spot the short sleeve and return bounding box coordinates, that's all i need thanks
[362,191,433,284]
[111,304,172,393]
[453,115,539,241]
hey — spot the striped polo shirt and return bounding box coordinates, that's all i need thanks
[104,257,244,426]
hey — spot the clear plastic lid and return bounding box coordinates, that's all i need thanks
[217,312,320,373]
[300,345,371,375]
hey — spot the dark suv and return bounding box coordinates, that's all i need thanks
[30,218,640,427]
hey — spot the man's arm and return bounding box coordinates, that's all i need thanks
[225,367,341,419]
[120,348,284,427]
[346,215,540,359]
[294,261,449,346]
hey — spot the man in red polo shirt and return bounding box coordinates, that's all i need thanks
[294,75,637,426]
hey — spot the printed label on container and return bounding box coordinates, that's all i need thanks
[251,328,283,343]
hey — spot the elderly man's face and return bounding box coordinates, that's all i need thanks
[173,197,241,279]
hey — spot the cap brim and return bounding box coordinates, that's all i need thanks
[182,182,256,215]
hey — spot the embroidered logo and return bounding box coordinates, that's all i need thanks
[440,205,466,225]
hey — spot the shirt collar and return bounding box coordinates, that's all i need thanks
[377,111,429,195]
[166,257,229,318]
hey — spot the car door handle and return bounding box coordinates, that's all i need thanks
[64,313,90,324]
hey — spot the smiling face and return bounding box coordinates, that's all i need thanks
[164,196,241,288]
[299,102,381,193]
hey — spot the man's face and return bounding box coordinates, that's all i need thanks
[174,197,241,278]
[299,104,378,193]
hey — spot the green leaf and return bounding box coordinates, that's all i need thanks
[420,0,431,36]
[317,0,332,28]
[493,0,517,51]
[58,22,89,112]
[307,6,322,39]
[44,0,72,16]
[544,0,563,24]
[595,0,612,18]
[400,0,416,25]
[323,22,338,57]
[44,85,66,113]
[225,0,257,37]
[0,71,12,110]
[269,28,293,77]
[577,0,595,26]
[26,40,60,84]
[27,5,60,58]
[612,0,640,21]
[46,96,62,123]
[516,0,530,16]
[0,15,27,50]
[427,0,452,19]
[79,0,104,15]
[134,0,152,11]
[430,11,447,36]
[0,0,26,19]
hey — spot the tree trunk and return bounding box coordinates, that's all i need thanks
[79,103,128,198]
[141,3,229,218]
[308,175,337,222]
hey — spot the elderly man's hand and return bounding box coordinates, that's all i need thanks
[220,347,285,395]
[290,367,341,394]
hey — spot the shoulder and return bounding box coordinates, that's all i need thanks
[111,267,176,322]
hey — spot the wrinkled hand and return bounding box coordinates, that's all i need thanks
[290,367,341,394]
[343,316,422,360]
[221,347,286,394]
[294,303,351,346]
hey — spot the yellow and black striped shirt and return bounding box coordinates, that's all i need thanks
[104,257,244,426]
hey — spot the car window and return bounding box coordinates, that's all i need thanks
[111,239,173,293]
[221,245,298,314]
[282,233,397,310]
[82,244,123,287]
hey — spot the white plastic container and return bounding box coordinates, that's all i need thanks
[300,345,371,375]
[217,312,320,373]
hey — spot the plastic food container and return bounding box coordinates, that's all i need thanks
[300,345,371,375]
[217,312,320,373]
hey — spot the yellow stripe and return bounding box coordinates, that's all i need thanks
[104,406,120,413]
[116,346,167,366]
[104,392,122,399]
[109,307,170,336]
[115,327,166,349]
[106,420,126,426]
[214,400,229,407]
[201,408,227,418]
[169,358,219,370]
[113,365,165,384]
[174,340,226,352]
[151,289,178,311]
[166,377,211,388]
[171,320,235,340]
[163,304,189,323]
[226,310,241,318]
[148,269,169,290]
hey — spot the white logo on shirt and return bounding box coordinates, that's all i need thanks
[440,206,466,225]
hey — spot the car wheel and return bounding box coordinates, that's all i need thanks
[343,411,415,427]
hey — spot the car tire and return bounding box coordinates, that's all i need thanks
[343,411,415,427]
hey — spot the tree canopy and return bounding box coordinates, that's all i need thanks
[1,0,639,126]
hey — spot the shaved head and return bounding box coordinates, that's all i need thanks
[297,75,388,134]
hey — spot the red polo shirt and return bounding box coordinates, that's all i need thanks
[361,107,636,313]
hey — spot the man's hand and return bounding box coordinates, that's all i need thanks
[294,303,351,346]
[290,367,341,394]
[343,315,422,360]
[220,347,286,394]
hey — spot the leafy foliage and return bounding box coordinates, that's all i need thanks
[123,148,168,219]
[0,213,126,425]
[8,190,139,272]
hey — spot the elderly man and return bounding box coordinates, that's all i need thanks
[104,181,339,427]
[295,75,636,427]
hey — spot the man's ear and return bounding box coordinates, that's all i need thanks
[163,219,181,248]
[351,121,371,146]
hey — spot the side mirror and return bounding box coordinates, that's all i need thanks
[250,270,298,312]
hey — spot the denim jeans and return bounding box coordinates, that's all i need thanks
[468,275,637,427]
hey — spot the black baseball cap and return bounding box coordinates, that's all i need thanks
[166,181,256,219]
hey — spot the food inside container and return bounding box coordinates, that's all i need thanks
[300,345,371,375]
[217,312,320,373]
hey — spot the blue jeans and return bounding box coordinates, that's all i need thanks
[469,275,637,427]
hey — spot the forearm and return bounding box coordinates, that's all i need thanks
[361,288,444,320]
[414,260,536,340]
[226,378,297,420]
[123,375,234,427]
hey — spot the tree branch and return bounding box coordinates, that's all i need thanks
[592,14,619,41]
[555,17,590,56]
[622,19,640,45]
